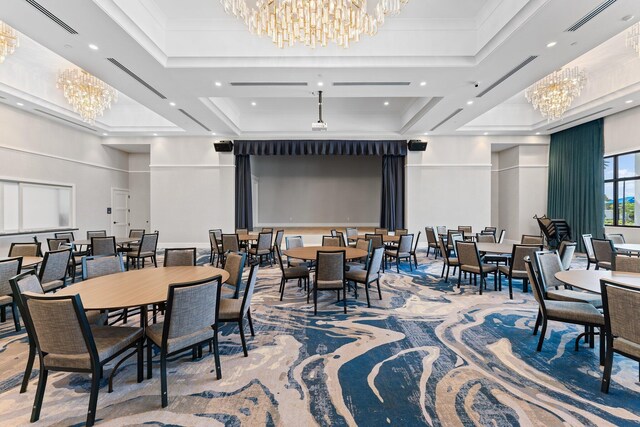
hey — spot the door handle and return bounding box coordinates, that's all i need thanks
[113,221,117,224]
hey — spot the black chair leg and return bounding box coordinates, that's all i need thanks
[533,311,541,336]
[342,284,347,313]
[364,281,371,307]
[313,287,318,315]
[137,340,143,383]
[160,352,168,408]
[247,311,255,336]
[239,319,248,357]
[441,262,446,278]
[0,306,5,322]
[21,343,36,393]
[213,326,222,379]
[601,344,614,393]
[537,319,547,351]
[30,365,48,423]
[11,302,21,332]
[508,277,513,300]
[146,339,153,379]
[86,368,101,426]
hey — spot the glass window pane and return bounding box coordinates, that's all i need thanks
[617,179,640,226]
[604,157,614,180]
[604,182,614,225]
[21,184,72,230]
[1,182,19,232]
[617,153,640,178]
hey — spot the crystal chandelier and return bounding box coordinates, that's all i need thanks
[220,0,410,48]
[627,22,640,57]
[0,21,19,63]
[57,69,118,124]
[525,67,587,121]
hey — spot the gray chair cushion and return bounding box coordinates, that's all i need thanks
[44,325,142,369]
[345,269,377,283]
[547,289,602,307]
[146,322,214,354]
[385,250,410,258]
[498,265,527,279]
[284,266,309,279]
[597,261,612,269]
[0,295,12,305]
[317,280,343,289]
[463,264,497,274]
[86,310,108,325]
[614,337,640,359]
[544,301,604,325]
[218,299,242,320]
[42,280,65,293]
[345,262,365,271]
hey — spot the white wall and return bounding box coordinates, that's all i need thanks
[149,138,234,247]
[405,136,493,235]
[252,155,381,227]
[128,153,151,231]
[604,106,640,242]
[0,103,129,254]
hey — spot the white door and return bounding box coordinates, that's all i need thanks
[111,188,129,237]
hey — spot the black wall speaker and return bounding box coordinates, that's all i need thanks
[214,141,234,152]
[408,140,428,151]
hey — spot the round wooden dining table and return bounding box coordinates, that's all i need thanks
[56,266,230,322]
[476,242,513,254]
[350,234,400,243]
[283,246,368,261]
[1,256,43,270]
[237,233,259,242]
[555,270,640,294]
[614,243,640,253]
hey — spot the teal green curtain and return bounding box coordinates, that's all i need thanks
[547,118,604,251]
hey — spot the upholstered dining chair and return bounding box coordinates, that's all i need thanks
[0,257,22,331]
[437,238,459,283]
[497,229,506,244]
[86,230,107,239]
[436,226,447,236]
[475,233,495,243]
[261,227,273,233]
[8,242,41,258]
[385,234,414,273]
[310,251,347,315]
[558,241,577,270]
[592,238,615,270]
[21,290,144,426]
[425,227,439,258]
[345,227,359,247]
[409,231,422,269]
[285,235,309,268]
[581,234,598,270]
[221,234,240,266]
[82,254,125,280]
[56,231,89,259]
[121,229,145,255]
[223,252,247,299]
[346,238,372,271]
[145,276,223,407]
[458,226,473,241]
[483,226,497,236]
[365,234,384,250]
[335,231,348,247]
[395,229,408,236]
[276,246,309,301]
[212,233,225,267]
[218,262,259,357]
[38,248,71,293]
[47,238,77,280]
[127,232,159,269]
[322,236,342,247]
[248,232,273,266]
[524,258,604,361]
[345,246,384,307]
[613,254,640,272]
[163,248,196,267]
[10,271,109,395]
[236,229,248,235]
[604,233,625,244]
[455,241,497,295]
[446,230,463,251]
[91,236,117,256]
[498,244,542,299]
[600,279,640,393]
[521,234,544,245]
[374,228,388,235]
[271,229,285,254]
[209,230,220,265]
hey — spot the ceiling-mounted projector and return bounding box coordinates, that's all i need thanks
[312,90,327,131]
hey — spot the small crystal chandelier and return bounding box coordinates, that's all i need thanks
[525,67,587,121]
[0,21,19,63]
[220,0,410,48]
[627,22,640,57]
[57,69,118,124]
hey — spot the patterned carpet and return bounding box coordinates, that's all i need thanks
[0,250,638,426]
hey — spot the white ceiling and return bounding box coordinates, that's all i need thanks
[1,0,640,150]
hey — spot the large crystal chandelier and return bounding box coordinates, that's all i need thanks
[0,21,19,63]
[57,69,118,124]
[220,0,410,48]
[525,67,587,121]
[627,22,640,57]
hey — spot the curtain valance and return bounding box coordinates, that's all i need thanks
[234,140,407,156]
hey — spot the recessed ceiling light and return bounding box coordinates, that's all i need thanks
[214,81,222,87]
[546,41,557,48]
[153,133,158,136]
[622,15,634,22]
[424,132,429,136]
[467,100,474,105]
[420,81,427,86]
[483,132,489,136]
[16,102,24,106]
[536,132,541,135]
[102,133,108,136]
[317,81,324,87]
[88,44,99,50]
[625,100,634,104]
[169,102,176,106]
[211,132,216,136]
[251,101,257,106]
[384,101,390,106]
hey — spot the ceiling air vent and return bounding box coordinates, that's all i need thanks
[107,58,166,99]
[230,82,308,87]
[24,0,78,34]
[430,108,463,131]
[178,109,211,132]
[546,108,612,131]
[333,82,411,86]
[566,0,617,32]
[477,56,538,98]
[34,109,97,132]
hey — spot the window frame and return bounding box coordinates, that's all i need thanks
[0,176,76,235]
[604,149,640,228]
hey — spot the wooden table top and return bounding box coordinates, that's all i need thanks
[614,243,640,252]
[283,246,368,261]
[1,256,43,268]
[476,242,513,254]
[350,234,400,243]
[238,233,259,241]
[555,270,640,294]
[56,266,230,310]
[73,237,139,246]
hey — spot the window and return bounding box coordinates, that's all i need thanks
[604,151,640,227]
[0,179,74,233]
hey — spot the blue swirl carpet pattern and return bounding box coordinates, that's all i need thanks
[0,251,638,426]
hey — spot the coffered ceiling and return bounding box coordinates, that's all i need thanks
[1,0,639,146]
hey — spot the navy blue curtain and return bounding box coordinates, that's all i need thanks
[381,156,405,230]
[547,118,604,251]
[235,155,253,230]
